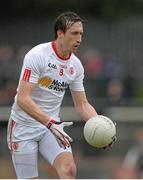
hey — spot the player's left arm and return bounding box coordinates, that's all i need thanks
[71,90,98,122]
[71,90,116,148]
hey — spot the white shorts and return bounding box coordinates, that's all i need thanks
[7,119,72,179]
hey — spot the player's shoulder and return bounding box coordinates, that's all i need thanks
[27,42,52,56]
[71,53,83,68]
[23,42,52,66]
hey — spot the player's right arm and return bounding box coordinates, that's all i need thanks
[17,80,51,125]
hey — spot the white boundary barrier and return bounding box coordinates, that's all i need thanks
[0,106,81,122]
[105,106,143,122]
[0,106,143,122]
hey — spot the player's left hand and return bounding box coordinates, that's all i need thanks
[46,120,73,149]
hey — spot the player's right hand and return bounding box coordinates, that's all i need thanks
[46,120,73,149]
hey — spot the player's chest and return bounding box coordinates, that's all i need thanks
[41,61,76,83]
[38,61,76,91]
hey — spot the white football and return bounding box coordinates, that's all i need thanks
[83,115,116,148]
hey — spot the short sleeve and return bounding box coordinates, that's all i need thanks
[69,63,85,91]
[20,52,44,83]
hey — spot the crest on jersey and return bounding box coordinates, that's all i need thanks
[38,76,53,87]
[69,67,74,75]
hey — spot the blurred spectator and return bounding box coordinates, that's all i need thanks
[0,45,32,106]
[81,48,103,96]
[113,128,143,178]
[0,81,17,106]
[0,45,17,83]
[16,45,32,68]
[82,48,103,79]
[0,45,17,105]
[123,73,136,100]
[0,88,9,105]
[106,79,125,106]
[5,81,17,105]
[102,51,124,81]
[97,51,124,97]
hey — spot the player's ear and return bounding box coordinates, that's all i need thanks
[57,30,64,38]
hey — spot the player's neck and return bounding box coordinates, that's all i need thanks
[54,40,71,59]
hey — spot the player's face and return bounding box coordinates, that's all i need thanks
[63,21,83,53]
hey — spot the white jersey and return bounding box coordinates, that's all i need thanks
[11,41,84,127]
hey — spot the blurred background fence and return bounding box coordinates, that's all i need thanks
[1,0,143,178]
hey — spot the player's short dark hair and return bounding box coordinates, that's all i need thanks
[54,11,83,39]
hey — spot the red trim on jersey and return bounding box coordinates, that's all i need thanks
[22,68,31,82]
[10,120,16,152]
[51,41,71,61]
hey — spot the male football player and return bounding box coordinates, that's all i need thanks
[7,11,99,179]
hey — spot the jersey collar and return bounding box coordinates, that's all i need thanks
[51,41,71,61]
